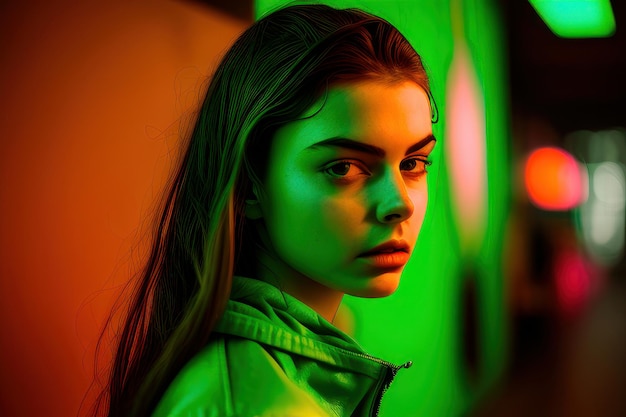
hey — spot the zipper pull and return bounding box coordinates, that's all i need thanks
[392,360,412,373]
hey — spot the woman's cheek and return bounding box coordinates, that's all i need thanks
[408,187,428,233]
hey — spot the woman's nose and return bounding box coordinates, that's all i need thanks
[375,171,415,223]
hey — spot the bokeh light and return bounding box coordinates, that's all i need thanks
[579,161,626,266]
[524,147,587,210]
[568,129,626,267]
[554,248,593,317]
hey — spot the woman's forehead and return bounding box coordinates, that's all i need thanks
[277,80,433,151]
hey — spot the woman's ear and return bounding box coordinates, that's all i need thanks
[244,183,263,220]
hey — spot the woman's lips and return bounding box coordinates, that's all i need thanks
[357,240,411,269]
[358,250,410,269]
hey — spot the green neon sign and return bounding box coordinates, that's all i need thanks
[529,0,616,38]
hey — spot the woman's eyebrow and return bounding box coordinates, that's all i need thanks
[406,134,436,155]
[306,134,436,157]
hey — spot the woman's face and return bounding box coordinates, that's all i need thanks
[254,80,435,299]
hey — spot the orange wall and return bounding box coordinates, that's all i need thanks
[0,2,248,415]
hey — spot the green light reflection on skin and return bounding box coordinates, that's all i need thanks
[247,80,435,323]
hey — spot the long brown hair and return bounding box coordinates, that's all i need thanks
[96,4,436,416]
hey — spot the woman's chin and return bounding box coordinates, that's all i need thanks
[350,272,402,298]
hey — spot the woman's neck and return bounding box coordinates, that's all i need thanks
[252,247,344,323]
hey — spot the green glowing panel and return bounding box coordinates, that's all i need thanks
[529,0,616,38]
[255,1,510,415]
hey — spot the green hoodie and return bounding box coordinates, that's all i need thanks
[152,276,411,417]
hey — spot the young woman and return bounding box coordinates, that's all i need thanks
[99,3,438,416]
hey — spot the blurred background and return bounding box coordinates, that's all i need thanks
[0,0,624,416]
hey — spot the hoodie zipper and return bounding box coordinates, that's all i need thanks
[340,350,412,416]
[372,360,413,416]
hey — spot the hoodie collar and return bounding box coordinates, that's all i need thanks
[213,276,391,379]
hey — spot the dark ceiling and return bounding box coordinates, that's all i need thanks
[501,0,626,138]
[199,0,626,142]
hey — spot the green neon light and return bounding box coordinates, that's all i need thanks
[256,1,510,416]
[529,0,616,38]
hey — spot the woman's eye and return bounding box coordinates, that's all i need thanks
[328,162,351,176]
[324,161,368,179]
[400,157,431,174]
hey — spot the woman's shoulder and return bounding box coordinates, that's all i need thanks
[151,338,232,417]
[152,336,331,417]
